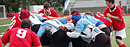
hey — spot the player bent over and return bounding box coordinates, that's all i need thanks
[61,15,110,47]
[36,15,72,47]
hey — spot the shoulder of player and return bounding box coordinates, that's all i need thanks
[103,7,110,12]
[77,18,86,24]
[8,28,20,33]
[12,13,20,19]
[50,8,56,12]
[39,9,44,13]
[116,6,121,10]
[50,8,53,10]
[114,6,122,12]
[14,13,20,17]
[105,7,109,10]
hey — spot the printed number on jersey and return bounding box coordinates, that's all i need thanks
[16,29,27,38]
[9,16,16,29]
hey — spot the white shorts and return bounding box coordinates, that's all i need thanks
[110,32,113,36]
[114,28,126,38]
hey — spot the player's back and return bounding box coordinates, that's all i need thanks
[9,28,40,47]
[11,13,21,28]
[6,13,21,31]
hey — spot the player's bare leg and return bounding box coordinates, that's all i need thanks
[116,39,126,47]
[110,36,113,47]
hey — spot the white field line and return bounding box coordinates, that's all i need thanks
[0,24,10,27]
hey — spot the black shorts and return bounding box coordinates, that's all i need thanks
[71,33,110,47]
[31,24,51,46]
[90,33,110,47]
[50,29,71,47]
[40,32,51,46]
[100,27,110,36]
[31,24,41,33]
[71,37,89,47]
[108,26,113,32]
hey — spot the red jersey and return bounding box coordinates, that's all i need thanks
[118,5,124,16]
[38,8,59,18]
[6,13,22,31]
[0,39,2,47]
[103,6,125,30]
[1,28,41,47]
[93,14,112,27]
[118,5,123,10]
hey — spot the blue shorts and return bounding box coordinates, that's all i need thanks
[95,21,104,27]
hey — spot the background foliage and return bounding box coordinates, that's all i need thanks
[0,0,65,13]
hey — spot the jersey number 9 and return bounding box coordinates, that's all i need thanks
[16,29,27,38]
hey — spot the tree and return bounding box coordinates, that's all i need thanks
[0,0,65,13]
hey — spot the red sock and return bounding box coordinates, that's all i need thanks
[120,44,126,47]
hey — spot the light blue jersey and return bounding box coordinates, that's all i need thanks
[81,15,104,27]
[74,18,99,33]
[67,18,104,42]
[37,16,46,21]
[37,17,67,37]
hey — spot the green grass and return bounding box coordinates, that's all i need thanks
[0,19,11,25]
[120,16,130,47]
[0,19,11,33]
[0,16,130,47]
[0,26,9,34]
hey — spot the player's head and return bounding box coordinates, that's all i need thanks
[71,10,79,15]
[85,12,93,16]
[119,1,122,6]
[71,15,81,26]
[20,10,31,20]
[44,2,51,16]
[21,19,32,29]
[105,0,115,8]
[71,10,81,25]
[44,2,51,9]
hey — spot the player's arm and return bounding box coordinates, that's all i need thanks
[102,8,122,21]
[1,30,11,46]
[37,24,46,38]
[107,13,122,21]
[66,20,84,38]
[38,9,44,14]
[57,15,72,24]
[97,12,106,17]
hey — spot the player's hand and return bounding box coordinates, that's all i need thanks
[107,13,112,17]
[59,26,64,30]
[59,26,68,33]
[63,27,69,33]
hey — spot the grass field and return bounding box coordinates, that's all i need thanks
[0,16,130,47]
[0,19,11,25]
[0,19,11,33]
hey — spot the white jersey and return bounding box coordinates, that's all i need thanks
[29,15,42,25]
[45,19,64,27]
